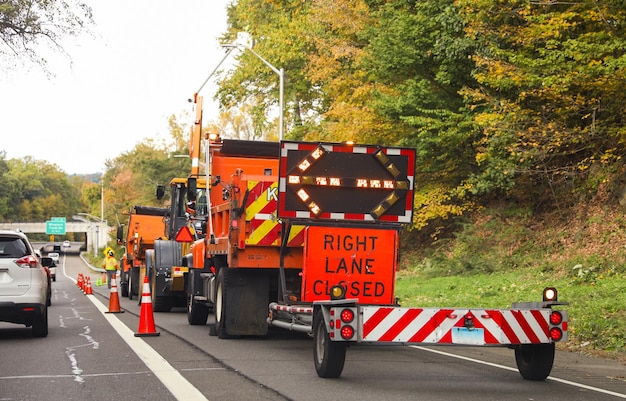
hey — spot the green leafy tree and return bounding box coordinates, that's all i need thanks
[457,0,626,202]
[0,156,83,222]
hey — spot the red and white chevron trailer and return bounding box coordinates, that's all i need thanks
[180,136,568,380]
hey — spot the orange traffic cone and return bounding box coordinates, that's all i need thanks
[135,275,159,337]
[77,274,84,291]
[105,276,124,314]
[85,277,93,295]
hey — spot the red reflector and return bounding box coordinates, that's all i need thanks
[550,311,563,325]
[340,325,354,340]
[550,327,563,341]
[340,309,354,323]
[175,226,194,242]
[22,307,35,312]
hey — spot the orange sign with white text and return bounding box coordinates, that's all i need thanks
[302,226,398,304]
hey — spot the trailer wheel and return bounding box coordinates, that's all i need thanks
[313,309,346,378]
[515,343,555,381]
[215,269,233,339]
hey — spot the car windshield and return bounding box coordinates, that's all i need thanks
[0,238,28,258]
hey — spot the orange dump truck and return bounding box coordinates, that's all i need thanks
[117,205,167,299]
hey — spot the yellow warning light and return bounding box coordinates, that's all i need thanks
[308,201,321,215]
[374,149,389,165]
[316,177,328,185]
[330,285,346,300]
[371,205,385,219]
[298,159,311,172]
[297,189,310,202]
[311,146,326,159]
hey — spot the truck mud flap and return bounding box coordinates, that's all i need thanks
[224,269,270,336]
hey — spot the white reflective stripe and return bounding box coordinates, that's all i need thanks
[254,213,274,220]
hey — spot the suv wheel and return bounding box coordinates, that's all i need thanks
[32,307,48,337]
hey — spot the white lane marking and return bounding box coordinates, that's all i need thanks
[87,294,209,401]
[0,368,226,380]
[64,325,100,383]
[411,346,626,399]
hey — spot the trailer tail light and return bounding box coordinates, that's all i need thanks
[550,311,563,325]
[340,308,354,324]
[548,310,567,342]
[549,327,563,341]
[340,325,355,340]
[333,307,357,341]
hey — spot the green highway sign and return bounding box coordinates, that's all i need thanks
[46,220,66,235]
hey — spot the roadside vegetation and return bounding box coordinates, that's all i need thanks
[396,192,626,361]
[2,0,625,361]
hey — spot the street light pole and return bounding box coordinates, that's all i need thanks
[101,179,104,223]
[224,33,285,142]
[245,47,285,141]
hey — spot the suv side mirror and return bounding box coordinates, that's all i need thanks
[41,257,54,267]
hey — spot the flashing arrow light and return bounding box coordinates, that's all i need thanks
[278,141,416,223]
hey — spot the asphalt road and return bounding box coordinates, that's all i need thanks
[1,253,624,401]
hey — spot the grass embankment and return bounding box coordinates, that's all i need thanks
[395,204,626,361]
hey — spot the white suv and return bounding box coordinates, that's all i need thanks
[0,230,49,337]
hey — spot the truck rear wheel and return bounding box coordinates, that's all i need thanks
[215,268,233,339]
[313,309,346,378]
[515,343,555,380]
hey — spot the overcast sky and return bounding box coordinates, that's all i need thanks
[1,1,231,175]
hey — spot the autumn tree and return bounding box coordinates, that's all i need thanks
[457,0,626,203]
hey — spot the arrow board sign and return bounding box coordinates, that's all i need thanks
[278,141,415,224]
